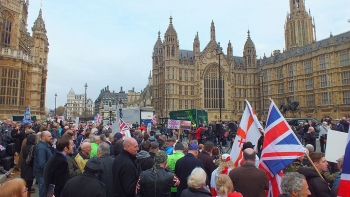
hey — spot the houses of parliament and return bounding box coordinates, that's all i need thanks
[152,0,350,121]
[0,0,49,120]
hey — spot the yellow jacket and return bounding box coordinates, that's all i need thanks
[74,152,90,172]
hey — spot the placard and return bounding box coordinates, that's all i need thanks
[325,129,348,163]
[168,119,180,129]
[180,120,191,130]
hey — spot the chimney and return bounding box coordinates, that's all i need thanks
[120,86,123,92]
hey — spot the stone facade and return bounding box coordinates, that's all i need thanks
[126,71,152,108]
[94,86,128,121]
[152,0,350,121]
[0,1,49,120]
[65,88,94,119]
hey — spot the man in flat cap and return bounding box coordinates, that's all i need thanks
[136,151,180,197]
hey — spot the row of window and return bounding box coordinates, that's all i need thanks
[0,68,26,105]
[166,68,195,81]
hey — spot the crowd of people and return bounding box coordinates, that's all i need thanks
[0,118,346,197]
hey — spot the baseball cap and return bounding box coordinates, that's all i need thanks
[114,132,123,140]
[221,154,231,162]
[25,129,35,135]
[188,143,199,151]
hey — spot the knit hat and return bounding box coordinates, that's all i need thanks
[84,156,101,174]
[221,154,231,162]
[155,150,168,164]
[174,142,184,150]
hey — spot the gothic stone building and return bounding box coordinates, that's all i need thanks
[152,0,350,121]
[0,0,49,120]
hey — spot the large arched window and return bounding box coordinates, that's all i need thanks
[204,64,225,109]
[1,13,13,47]
[171,46,175,57]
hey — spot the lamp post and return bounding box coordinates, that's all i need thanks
[260,69,265,117]
[216,42,223,123]
[118,100,123,120]
[165,84,169,118]
[54,93,57,116]
[84,83,88,118]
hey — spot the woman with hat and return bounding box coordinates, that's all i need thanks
[210,154,235,196]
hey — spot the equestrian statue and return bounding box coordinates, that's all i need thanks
[279,97,299,116]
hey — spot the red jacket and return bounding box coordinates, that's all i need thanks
[195,127,203,140]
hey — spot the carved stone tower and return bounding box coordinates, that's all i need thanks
[285,0,315,50]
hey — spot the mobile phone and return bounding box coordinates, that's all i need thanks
[47,184,55,197]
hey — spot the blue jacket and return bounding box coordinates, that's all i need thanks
[33,141,52,176]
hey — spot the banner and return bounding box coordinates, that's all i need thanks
[325,129,348,163]
[180,120,191,130]
[168,119,180,129]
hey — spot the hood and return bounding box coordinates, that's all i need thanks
[136,150,150,159]
[297,167,320,179]
[26,134,37,145]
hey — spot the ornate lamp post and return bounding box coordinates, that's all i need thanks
[54,93,57,116]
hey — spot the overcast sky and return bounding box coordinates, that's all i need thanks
[27,0,350,109]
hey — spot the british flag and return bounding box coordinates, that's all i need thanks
[338,127,350,197]
[259,99,305,197]
[119,118,129,131]
[152,114,157,125]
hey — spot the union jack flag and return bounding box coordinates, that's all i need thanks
[338,127,350,197]
[119,118,129,131]
[259,99,305,197]
[152,114,157,125]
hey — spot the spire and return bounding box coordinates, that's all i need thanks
[165,16,177,38]
[210,20,216,41]
[247,29,250,38]
[169,16,173,24]
[32,9,46,33]
[244,29,255,49]
[149,70,152,78]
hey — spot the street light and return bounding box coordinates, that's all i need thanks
[84,83,88,118]
[260,69,265,117]
[54,93,57,116]
[165,84,169,118]
[118,100,123,120]
[216,42,223,123]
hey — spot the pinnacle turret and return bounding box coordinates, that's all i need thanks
[32,9,46,33]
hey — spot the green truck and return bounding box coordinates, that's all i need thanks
[169,109,208,127]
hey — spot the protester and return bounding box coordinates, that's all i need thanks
[165,138,176,155]
[297,152,331,197]
[215,174,236,197]
[136,150,180,197]
[136,141,155,173]
[229,148,269,197]
[43,134,74,197]
[180,167,211,197]
[149,142,159,159]
[175,143,204,197]
[98,142,114,197]
[0,178,28,197]
[60,156,106,197]
[331,156,344,197]
[75,141,91,172]
[33,131,53,197]
[319,122,329,153]
[110,132,123,156]
[303,126,317,151]
[167,142,185,197]
[112,137,139,197]
[66,133,81,179]
[279,172,311,197]
[210,154,235,195]
[20,134,36,197]
[197,141,216,187]
[90,135,101,157]
[284,149,306,172]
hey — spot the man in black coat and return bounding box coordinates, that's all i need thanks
[112,137,139,197]
[43,135,74,197]
[98,142,114,197]
[297,152,331,197]
[197,142,216,187]
[175,143,204,197]
[60,156,106,197]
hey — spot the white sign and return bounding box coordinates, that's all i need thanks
[75,117,79,128]
[325,130,348,163]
